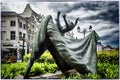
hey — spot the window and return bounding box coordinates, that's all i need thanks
[19,22,22,28]
[31,35,33,41]
[1,21,6,27]
[23,33,26,38]
[10,21,16,26]
[19,32,22,40]
[32,25,34,29]
[23,24,26,29]
[1,31,6,40]
[10,31,15,40]
[28,34,30,40]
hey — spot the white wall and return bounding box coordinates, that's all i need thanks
[1,16,28,54]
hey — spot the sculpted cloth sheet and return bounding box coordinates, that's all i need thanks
[24,15,99,78]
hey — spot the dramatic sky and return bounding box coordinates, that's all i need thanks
[1,1,119,47]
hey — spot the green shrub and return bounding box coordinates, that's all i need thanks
[23,51,55,63]
[98,54,119,64]
[85,73,101,79]
[1,62,58,79]
[97,50,119,64]
[23,53,31,62]
[1,62,27,79]
[96,50,119,79]
[97,50,118,56]
[1,50,119,79]
[1,50,58,79]
[97,62,119,79]
[36,51,55,63]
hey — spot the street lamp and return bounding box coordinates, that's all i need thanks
[77,25,92,38]
[89,25,92,32]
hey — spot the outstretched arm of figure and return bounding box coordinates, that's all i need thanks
[63,14,70,29]
[73,17,79,27]
[55,11,63,32]
[62,14,79,33]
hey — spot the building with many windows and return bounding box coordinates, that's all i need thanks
[20,4,44,53]
[1,4,44,60]
[1,11,27,59]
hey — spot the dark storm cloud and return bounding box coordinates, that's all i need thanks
[49,1,119,24]
[48,1,105,13]
[97,23,118,31]
[100,30,119,46]
[102,38,119,47]
[100,30,119,40]
[48,1,102,13]
[48,3,77,13]
[86,5,119,24]
[78,1,119,24]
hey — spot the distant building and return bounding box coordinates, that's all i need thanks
[20,4,44,53]
[1,11,27,58]
[103,45,113,50]
[97,42,103,51]
[1,4,44,59]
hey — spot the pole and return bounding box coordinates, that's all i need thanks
[22,35,25,62]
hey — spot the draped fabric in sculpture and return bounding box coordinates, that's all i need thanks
[24,15,99,78]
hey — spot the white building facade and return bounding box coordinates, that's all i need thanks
[1,4,44,59]
[1,12,27,59]
[20,4,44,53]
[97,42,103,51]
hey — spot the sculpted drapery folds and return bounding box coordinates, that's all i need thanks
[24,14,99,79]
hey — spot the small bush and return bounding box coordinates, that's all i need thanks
[36,51,55,63]
[23,53,31,62]
[1,61,59,79]
[23,51,55,63]
[1,50,119,79]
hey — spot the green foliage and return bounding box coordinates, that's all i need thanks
[97,49,118,56]
[1,62,27,79]
[96,50,119,79]
[1,62,58,79]
[30,62,58,76]
[97,61,119,79]
[98,54,119,64]
[1,50,119,79]
[85,73,101,79]
[2,50,57,79]
[23,53,31,62]
[61,50,119,79]
[23,51,55,63]
[36,51,55,63]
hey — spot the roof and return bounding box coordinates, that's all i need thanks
[103,45,113,49]
[21,4,38,18]
[1,11,18,16]
[1,11,27,21]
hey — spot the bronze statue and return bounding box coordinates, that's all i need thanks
[56,11,79,35]
[24,14,99,78]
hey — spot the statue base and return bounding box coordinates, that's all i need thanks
[14,69,85,79]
